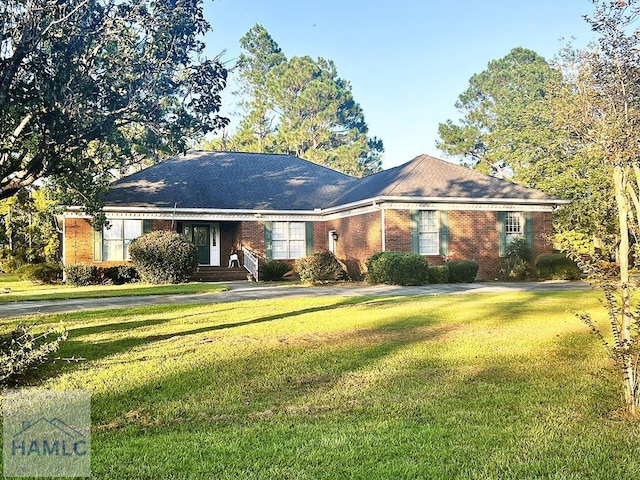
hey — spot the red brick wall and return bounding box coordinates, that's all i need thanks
[64,218,94,264]
[326,211,383,277]
[239,221,266,257]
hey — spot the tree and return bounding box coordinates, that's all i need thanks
[559,0,640,416]
[213,24,382,177]
[0,187,60,269]
[233,24,286,153]
[437,46,615,244]
[437,48,561,178]
[1,0,228,211]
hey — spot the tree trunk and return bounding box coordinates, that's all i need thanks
[613,165,638,414]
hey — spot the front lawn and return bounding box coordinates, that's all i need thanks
[0,273,228,304]
[2,291,639,479]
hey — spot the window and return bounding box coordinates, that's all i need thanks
[418,211,439,255]
[271,222,306,259]
[102,220,142,261]
[505,212,524,245]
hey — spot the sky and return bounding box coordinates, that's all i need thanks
[201,0,598,169]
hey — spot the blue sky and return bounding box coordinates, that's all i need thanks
[202,1,598,169]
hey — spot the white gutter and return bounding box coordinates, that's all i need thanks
[63,195,570,219]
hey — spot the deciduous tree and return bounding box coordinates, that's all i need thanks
[0,0,228,211]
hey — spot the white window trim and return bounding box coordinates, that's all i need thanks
[418,210,439,256]
[505,212,524,246]
[272,221,306,260]
[102,219,142,261]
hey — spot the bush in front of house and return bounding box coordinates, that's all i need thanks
[258,260,292,281]
[295,250,348,283]
[0,322,68,386]
[14,263,62,284]
[428,265,449,284]
[64,263,99,286]
[101,265,140,285]
[499,238,534,281]
[366,251,429,286]
[128,231,198,284]
[535,253,582,280]
[447,259,479,283]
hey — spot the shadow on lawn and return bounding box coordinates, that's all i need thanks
[88,307,457,429]
[50,297,382,376]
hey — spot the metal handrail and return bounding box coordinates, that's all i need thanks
[242,247,259,281]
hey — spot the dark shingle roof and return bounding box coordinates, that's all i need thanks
[103,151,357,210]
[327,154,556,206]
[103,151,561,212]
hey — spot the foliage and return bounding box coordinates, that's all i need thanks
[294,251,348,283]
[535,253,582,281]
[14,262,62,284]
[427,265,449,284]
[0,322,68,386]
[437,46,615,244]
[128,231,198,284]
[437,47,561,178]
[499,237,534,281]
[0,187,60,267]
[1,0,228,212]
[209,24,382,177]
[447,259,479,283]
[557,1,640,416]
[101,265,140,285]
[366,251,429,286]
[64,264,99,286]
[258,260,292,282]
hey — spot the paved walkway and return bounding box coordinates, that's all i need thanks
[0,280,592,318]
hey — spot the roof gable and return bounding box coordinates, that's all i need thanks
[327,154,555,206]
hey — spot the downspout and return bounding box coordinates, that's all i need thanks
[374,201,386,252]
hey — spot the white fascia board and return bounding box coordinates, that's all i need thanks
[63,206,325,222]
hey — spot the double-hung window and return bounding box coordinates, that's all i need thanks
[102,219,142,261]
[418,211,439,255]
[271,222,306,259]
[505,212,524,246]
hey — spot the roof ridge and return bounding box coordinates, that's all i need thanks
[384,155,427,195]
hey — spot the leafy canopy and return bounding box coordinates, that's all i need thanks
[0,0,228,212]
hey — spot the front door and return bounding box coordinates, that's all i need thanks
[192,225,210,265]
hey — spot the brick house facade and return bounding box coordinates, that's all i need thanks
[63,151,566,281]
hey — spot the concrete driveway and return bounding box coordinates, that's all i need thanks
[0,280,592,318]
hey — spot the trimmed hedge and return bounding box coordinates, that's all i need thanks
[14,263,62,284]
[447,259,479,283]
[295,251,347,283]
[366,251,429,286]
[535,253,582,280]
[129,231,198,284]
[259,260,292,281]
[428,265,449,284]
[64,264,98,286]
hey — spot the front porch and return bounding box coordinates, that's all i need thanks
[190,266,249,282]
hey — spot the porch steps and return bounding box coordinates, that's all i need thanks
[191,267,249,283]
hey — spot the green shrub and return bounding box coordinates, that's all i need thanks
[535,253,582,280]
[447,259,479,283]
[101,265,140,284]
[0,322,68,386]
[505,237,534,263]
[15,263,62,284]
[128,231,198,284]
[259,261,292,281]
[64,263,98,286]
[366,251,429,286]
[428,265,449,284]
[295,251,347,283]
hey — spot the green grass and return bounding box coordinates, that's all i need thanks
[3,290,640,479]
[0,273,228,303]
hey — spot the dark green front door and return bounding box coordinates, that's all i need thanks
[192,225,210,265]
